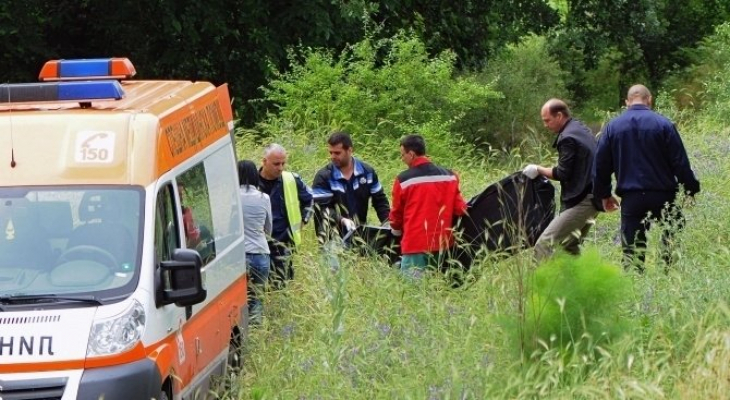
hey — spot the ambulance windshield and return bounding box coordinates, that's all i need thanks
[0,187,142,300]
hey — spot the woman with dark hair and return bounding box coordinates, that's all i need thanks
[238,159,272,324]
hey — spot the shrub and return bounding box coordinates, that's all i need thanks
[464,34,568,152]
[664,22,730,121]
[252,30,500,161]
[519,249,633,357]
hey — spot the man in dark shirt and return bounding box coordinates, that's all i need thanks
[258,143,313,286]
[312,131,390,241]
[594,84,700,272]
[523,99,599,260]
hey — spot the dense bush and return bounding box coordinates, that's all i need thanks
[461,34,568,151]
[252,30,500,160]
[663,23,730,111]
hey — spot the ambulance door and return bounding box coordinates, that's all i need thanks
[153,183,198,389]
[175,163,227,379]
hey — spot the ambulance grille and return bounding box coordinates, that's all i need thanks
[0,377,67,400]
[0,315,61,325]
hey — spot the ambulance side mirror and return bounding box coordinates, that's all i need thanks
[158,249,207,307]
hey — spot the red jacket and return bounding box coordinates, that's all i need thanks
[389,156,467,254]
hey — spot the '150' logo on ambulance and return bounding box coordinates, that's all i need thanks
[75,131,116,163]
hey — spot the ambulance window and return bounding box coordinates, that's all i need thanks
[177,164,217,264]
[201,145,242,251]
[154,184,179,262]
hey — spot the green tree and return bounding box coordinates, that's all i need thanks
[549,0,730,109]
[463,34,568,150]
[370,0,559,69]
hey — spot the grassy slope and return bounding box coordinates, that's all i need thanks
[226,118,730,399]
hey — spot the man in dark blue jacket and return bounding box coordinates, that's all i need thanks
[523,99,599,260]
[258,143,313,286]
[594,84,700,272]
[312,131,390,241]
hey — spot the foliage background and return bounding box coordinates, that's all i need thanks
[3,1,730,399]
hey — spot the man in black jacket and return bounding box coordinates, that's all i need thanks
[523,99,599,260]
[312,131,390,241]
[594,84,700,271]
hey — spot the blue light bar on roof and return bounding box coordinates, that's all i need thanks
[39,58,136,81]
[0,80,125,103]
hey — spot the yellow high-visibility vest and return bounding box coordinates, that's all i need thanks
[282,171,302,246]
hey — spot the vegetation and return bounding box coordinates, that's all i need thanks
[2,1,730,398]
[2,0,729,131]
[222,19,730,400]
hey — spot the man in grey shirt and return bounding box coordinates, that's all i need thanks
[238,160,272,324]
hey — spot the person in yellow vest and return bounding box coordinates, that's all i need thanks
[258,144,313,288]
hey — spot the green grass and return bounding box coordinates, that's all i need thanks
[223,114,730,399]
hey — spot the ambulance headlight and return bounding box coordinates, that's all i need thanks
[87,299,146,356]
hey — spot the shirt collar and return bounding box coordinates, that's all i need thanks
[411,156,431,167]
[332,157,364,180]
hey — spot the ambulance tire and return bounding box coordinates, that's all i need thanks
[227,326,245,373]
[227,306,249,373]
[159,379,172,400]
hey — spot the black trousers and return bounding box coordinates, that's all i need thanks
[620,191,683,271]
[268,239,294,288]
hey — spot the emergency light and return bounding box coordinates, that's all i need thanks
[0,81,125,103]
[39,58,136,81]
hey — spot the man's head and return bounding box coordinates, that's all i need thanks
[327,131,354,169]
[626,84,652,107]
[261,143,287,179]
[540,98,571,134]
[399,134,426,167]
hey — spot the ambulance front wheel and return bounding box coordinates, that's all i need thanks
[158,379,172,400]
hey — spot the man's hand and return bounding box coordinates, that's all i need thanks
[340,218,357,232]
[602,196,620,212]
[523,164,540,179]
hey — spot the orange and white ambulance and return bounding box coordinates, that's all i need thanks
[0,58,248,399]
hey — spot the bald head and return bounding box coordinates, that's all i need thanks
[542,99,571,118]
[540,98,571,133]
[261,143,287,179]
[626,84,652,106]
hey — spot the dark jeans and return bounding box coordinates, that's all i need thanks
[246,253,270,317]
[620,191,683,272]
[268,240,294,289]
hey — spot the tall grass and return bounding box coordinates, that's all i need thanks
[222,27,730,400]
[224,113,730,399]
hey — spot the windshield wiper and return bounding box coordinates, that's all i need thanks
[0,294,103,306]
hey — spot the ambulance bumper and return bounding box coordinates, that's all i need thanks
[77,358,162,400]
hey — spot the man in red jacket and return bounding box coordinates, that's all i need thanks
[389,134,468,272]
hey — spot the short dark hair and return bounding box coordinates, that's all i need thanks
[327,131,353,149]
[237,159,259,186]
[400,134,426,156]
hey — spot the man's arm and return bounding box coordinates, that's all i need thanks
[388,179,404,234]
[453,173,468,217]
[551,138,577,182]
[665,124,701,196]
[369,169,391,223]
[593,129,614,200]
[295,175,314,224]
